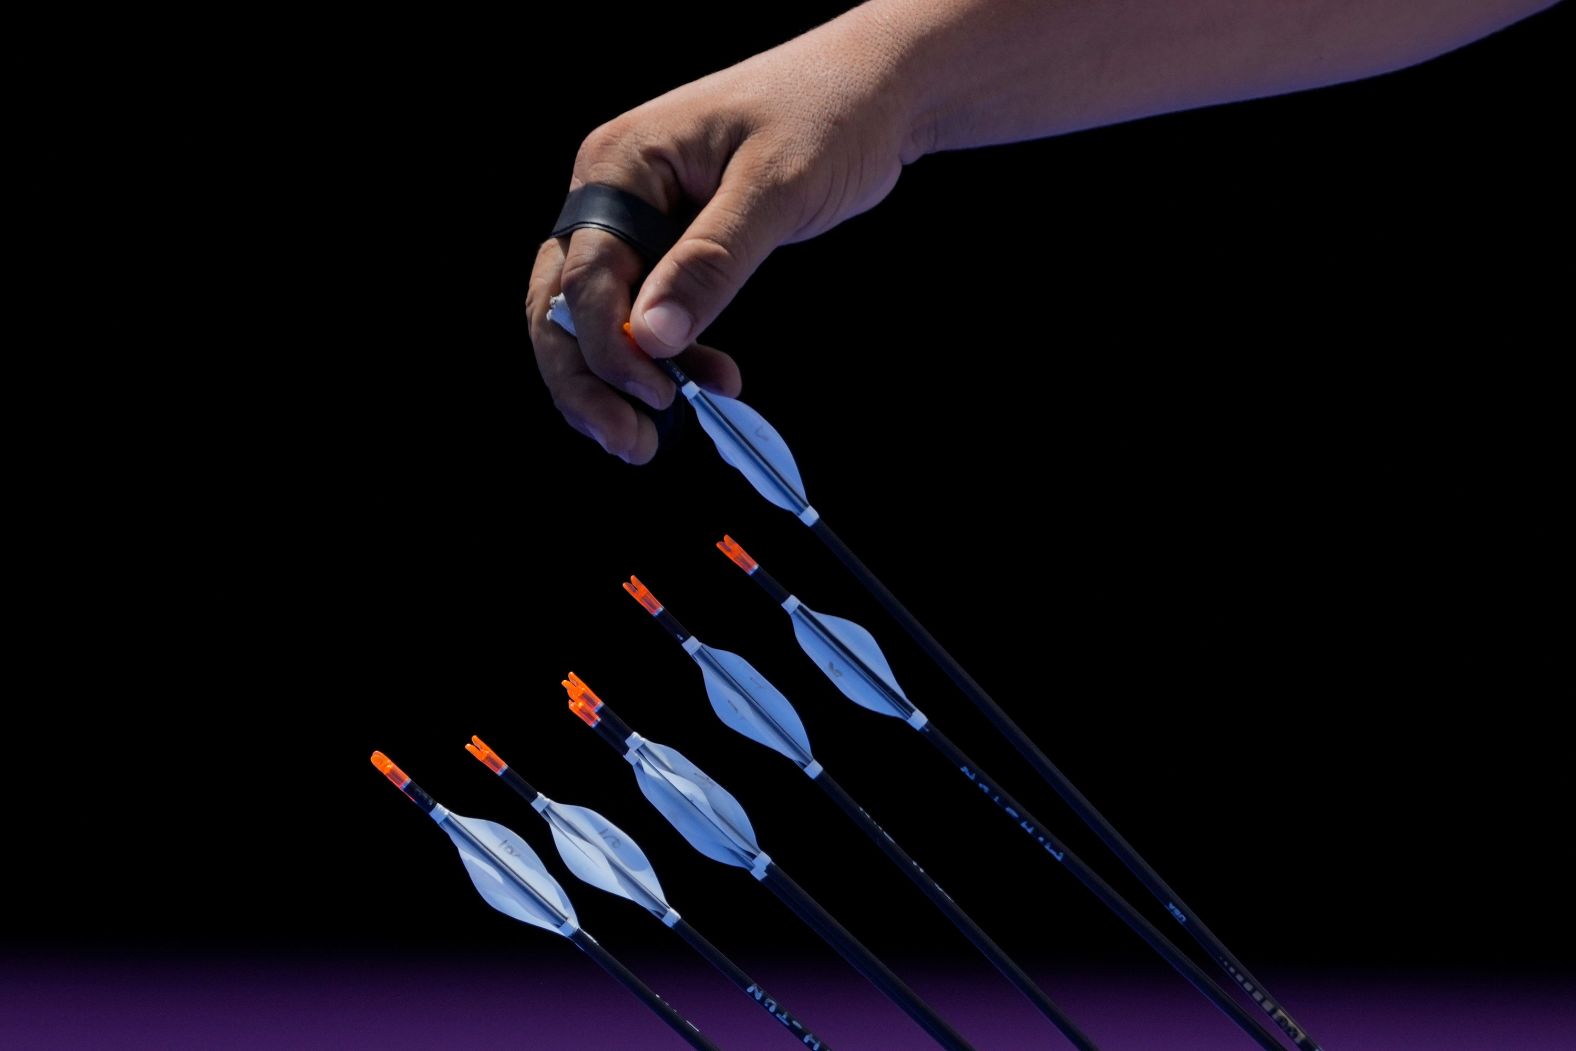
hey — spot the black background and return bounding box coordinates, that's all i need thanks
[15,2,1570,984]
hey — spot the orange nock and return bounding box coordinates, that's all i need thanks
[464,735,508,775]
[622,321,637,346]
[370,751,410,789]
[623,575,664,615]
[563,671,605,727]
[716,535,758,574]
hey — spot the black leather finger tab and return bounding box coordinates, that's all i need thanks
[550,184,684,261]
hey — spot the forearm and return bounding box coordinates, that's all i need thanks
[531,0,1554,460]
[830,0,1558,158]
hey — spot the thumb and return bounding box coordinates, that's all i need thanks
[630,149,797,356]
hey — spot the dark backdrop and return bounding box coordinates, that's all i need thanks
[15,1,1569,988]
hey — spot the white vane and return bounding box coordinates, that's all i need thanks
[437,811,578,935]
[629,737,762,869]
[542,799,671,919]
[692,642,815,766]
[685,388,810,516]
[790,603,916,722]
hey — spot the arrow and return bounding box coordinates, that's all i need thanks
[622,575,1098,1050]
[463,735,833,1050]
[547,295,818,523]
[561,673,979,1051]
[714,535,1323,1051]
[368,751,723,1051]
[547,295,1320,1049]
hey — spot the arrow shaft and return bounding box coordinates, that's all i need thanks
[670,918,833,1050]
[738,561,792,605]
[626,593,1076,1044]
[569,928,724,1051]
[475,744,826,1047]
[757,863,977,1051]
[813,771,1098,1051]
[920,724,1294,1051]
[654,357,690,387]
[374,757,719,1049]
[584,698,639,750]
[808,519,1322,1050]
[571,698,969,1049]
[650,604,693,645]
[496,765,542,801]
[739,562,913,720]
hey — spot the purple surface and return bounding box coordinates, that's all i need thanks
[3,954,1571,1050]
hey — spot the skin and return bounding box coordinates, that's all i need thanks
[526,0,1556,464]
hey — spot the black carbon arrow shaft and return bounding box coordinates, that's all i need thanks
[625,578,1097,1050]
[565,679,979,1051]
[725,537,1319,1050]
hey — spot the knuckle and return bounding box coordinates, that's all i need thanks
[574,119,681,212]
[547,390,577,422]
[558,250,599,301]
[669,234,746,294]
[574,121,626,171]
[560,226,644,292]
[576,122,652,191]
[526,241,562,313]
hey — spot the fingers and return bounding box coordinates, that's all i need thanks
[560,228,676,411]
[528,238,661,464]
[550,372,661,466]
[629,144,797,358]
[529,239,743,464]
[529,121,765,463]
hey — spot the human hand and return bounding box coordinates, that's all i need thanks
[527,11,919,463]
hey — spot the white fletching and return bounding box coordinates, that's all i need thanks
[688,390,811,516]
[694,643,814,766]
[441,813,578,935]
[791,605,916,721]
[547,294,576,334]
[630,738,761,869]
[543,800,671,918]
